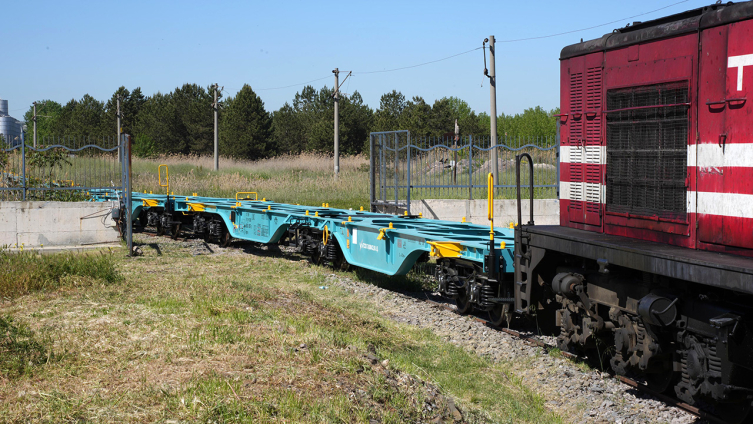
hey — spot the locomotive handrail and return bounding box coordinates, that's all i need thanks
[706,97,746,106]
[606,102,691,113]
[516,153,534,227]
[487,172,494,241]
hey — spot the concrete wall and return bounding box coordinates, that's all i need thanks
[377,199,560,226]
[0,201,120,249]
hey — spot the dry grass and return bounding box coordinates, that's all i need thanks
[0,238,563,423]
[131,153,371,210]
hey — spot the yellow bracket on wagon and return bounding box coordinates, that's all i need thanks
[142,199,159,207]
[427,241,465,258]
[235,192,258,201]
[158,164,169,195]
[187,203,205,212]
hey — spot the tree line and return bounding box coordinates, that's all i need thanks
[23,84,559,159]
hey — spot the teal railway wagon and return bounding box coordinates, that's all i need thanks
[92,165,518,325]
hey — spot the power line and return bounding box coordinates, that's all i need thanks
[497,0,691,43]
[354,47,482,75]
[255,75,332,91]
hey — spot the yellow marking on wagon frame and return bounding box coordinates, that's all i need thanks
[187,203,206,212]
[427,241,465,258]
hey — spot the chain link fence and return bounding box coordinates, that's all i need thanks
[370,131,559,213]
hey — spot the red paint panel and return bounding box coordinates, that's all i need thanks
[690,166,753,194]
[560,163,606,182]
[722,20,753,249]
[604,220,695,248]
[726,19,753,147]
[605,34,697,72]
[723,214,753,249]
[559,200,604,232]
[604,212,690,237]
[697,26,729,245]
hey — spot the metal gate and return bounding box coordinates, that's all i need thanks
[1,133,133,252]
[369,130,559,214]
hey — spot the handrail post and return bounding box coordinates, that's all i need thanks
[515,153,535,226]
[555,121,561,199]
[468,135,473,200]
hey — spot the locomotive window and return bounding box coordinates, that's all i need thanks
[605,82,689,220]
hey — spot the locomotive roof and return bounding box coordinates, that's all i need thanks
[561,1,753,59]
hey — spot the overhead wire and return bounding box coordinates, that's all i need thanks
[204,0,695,94]
[496,0,692,42]
[353,47,482,75]
[255,75,332,91]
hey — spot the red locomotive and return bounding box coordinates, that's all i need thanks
[515,2,753,421]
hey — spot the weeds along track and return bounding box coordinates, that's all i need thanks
[134,227,704,424]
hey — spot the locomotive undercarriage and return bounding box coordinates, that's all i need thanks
[539,255,753,421]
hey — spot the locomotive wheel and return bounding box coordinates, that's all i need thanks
[715,401,752,424]
[455,290,472,314]
[170,224,181,240]
[644,363,675,394]
[220,230,232,247]
[488,303,510,327]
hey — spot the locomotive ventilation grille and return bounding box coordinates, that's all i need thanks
[605,82,689,220]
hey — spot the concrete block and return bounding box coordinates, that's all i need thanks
[0,202,18,246]
[381,198,561,226]
[4,201,119,248]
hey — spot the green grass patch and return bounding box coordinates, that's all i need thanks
[0,315,54,378]
[0,238,562,423]
[0,249,123,299]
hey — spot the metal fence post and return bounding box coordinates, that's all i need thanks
[126,134,133,256]
[468,135,473,200]
[406,131,411,215]
[369,134,375,212]
[394,134,398,213]
[380,134,385,207]
[21,133,26,201]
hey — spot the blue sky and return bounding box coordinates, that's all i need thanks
[2,0,712,120]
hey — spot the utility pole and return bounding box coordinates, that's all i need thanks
[333,68,340,178]
[213,83,219,171]
[488,35,499,187]
[116,95,122,163]
[33,102,37,148]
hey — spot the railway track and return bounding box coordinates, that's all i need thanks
[135,228,725,423]
[422,299,724,424]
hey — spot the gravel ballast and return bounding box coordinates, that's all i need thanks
[323,274,704,424]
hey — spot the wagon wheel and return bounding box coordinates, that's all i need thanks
[488,303,511,327]
[335,254,351,271]
[455,290,472,314]
[220,229,232,247]
[156,222,165,236]
[170,223,181,240]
